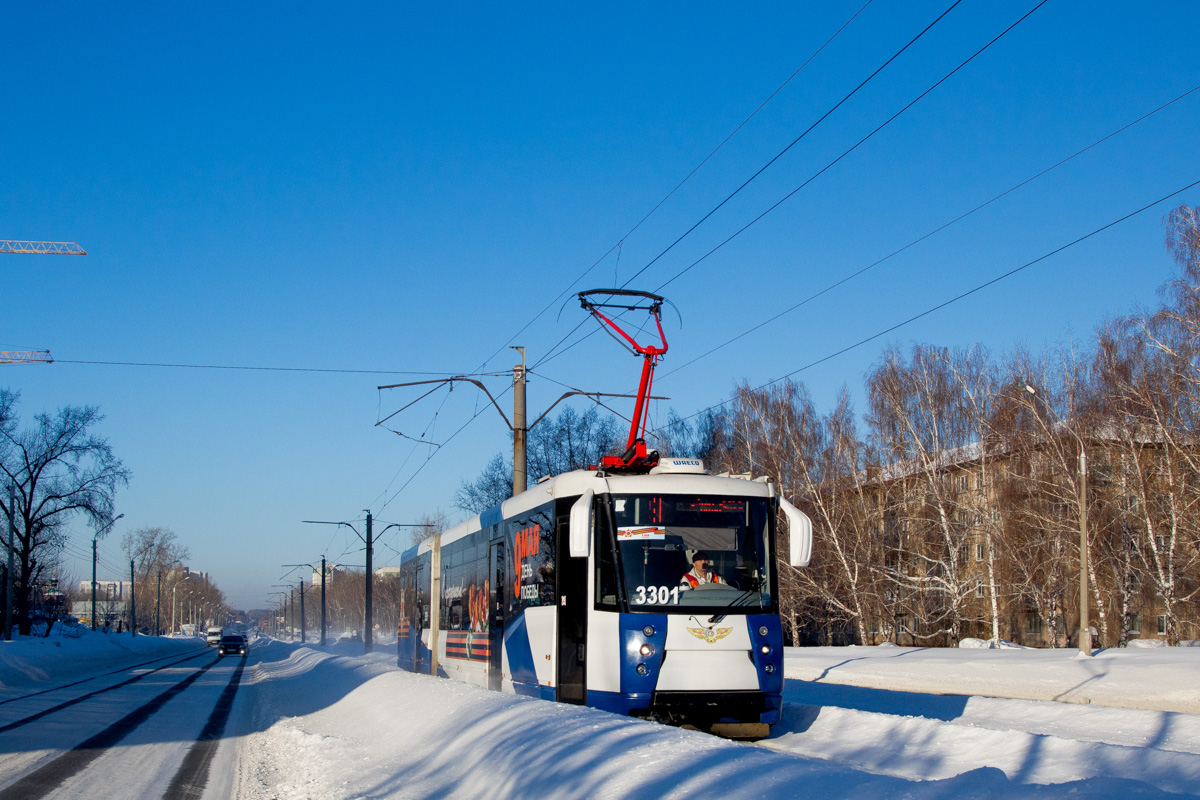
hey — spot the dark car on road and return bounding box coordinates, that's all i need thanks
[217,634,248,657]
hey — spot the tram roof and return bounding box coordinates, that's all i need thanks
[418,467,776,556]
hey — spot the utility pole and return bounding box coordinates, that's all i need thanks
[130,560,136,638]
[5,483,14,641]
[92,539,97,632]
[302,517,423,654]
[365,511,373,653]
[299,580,306,644]
[320,556,327,646]
[156,570,162,636]
[511,346,527,495]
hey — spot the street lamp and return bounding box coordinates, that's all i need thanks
[90,513,124,631]
[1024,384,1091,656]
[157,559,183,636]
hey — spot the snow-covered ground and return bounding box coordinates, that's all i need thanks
[2,633,1198,798]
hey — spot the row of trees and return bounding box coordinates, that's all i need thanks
[0,391,229,636]
[121,526,230,634]
[682,205,1200,647]
[0,391,129,635]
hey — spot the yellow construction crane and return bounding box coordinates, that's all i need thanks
[0,350,52,364]
[1,240,86,255]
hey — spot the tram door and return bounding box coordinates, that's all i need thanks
[488,537,506,691]
[556,514,587,704]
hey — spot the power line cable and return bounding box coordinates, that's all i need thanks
[659,84,1200,380]
[618,0,968,291]
[366,4,877,515]
[650,0,1051,294]
[53,359,505,377]
[479,1,876,375]
[534,0,1048,373]
[667,178,1200,425]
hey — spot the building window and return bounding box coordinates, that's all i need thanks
[1024,614,1043,634]
[1128,613,1141,635]
[956,474,970,492]
[974,542,984,561]
[975,580,985,598]
[1157,615,1167,636]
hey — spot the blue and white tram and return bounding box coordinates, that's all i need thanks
[397,456,813,737]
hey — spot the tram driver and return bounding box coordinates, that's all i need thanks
[679,551,726,590]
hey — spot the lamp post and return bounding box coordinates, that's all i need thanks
[157,559,184,636]
[1024,384,1091,656]
[90,514,124,631]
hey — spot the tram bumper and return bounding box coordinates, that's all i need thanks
[645,689,778,737]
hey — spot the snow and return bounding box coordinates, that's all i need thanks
[2,633,1199,798]
[0,628,203,689]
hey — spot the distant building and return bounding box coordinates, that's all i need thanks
[79,579,132,599]
[312,564,351,586]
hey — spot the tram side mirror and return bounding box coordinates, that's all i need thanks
[569,490,594,559]
[779,496,813,567]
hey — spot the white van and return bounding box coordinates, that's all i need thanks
[206,626,224,646]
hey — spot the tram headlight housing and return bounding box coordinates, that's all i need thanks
[643,625,656,637]
[636,663,649,676]
[639,643,655,657]
[760,644,771,655]
[764,663,775,674]
[758,625,769,637]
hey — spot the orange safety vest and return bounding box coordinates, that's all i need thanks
[682,569,721,588]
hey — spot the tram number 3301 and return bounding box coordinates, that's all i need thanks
[632,585,681,605]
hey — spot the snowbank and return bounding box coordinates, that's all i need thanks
[222,642,1192,799]
[784,645,1200,712]
[0,630,204,690]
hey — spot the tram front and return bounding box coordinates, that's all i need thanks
[580,473,812,738]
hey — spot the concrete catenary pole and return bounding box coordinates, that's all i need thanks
[365,511,374,653]
[91,538,98,632]
[511,346,527,496]
[130,559,136,638]
[5,483,14,641]
[299,580,306,644]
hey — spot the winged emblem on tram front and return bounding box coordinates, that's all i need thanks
[687,626,733,644]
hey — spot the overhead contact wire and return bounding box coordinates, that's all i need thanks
[660,82,1199,379]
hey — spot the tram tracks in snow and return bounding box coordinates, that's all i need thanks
[0,648,247,800]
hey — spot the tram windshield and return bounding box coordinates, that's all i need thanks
[597,494,774,612]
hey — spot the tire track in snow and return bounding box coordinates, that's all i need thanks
[163,654,247,799]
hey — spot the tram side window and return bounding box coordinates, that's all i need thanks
[595,500,620,610]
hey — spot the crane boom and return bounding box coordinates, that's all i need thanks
[0,350,53,364]
[0,241,86,255]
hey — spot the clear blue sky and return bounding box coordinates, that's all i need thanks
[4,2,1198,611]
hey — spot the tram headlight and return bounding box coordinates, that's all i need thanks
[639,643,655,657]
[760,644,771,655]
[758,625,769,637]
[643,625,656,637]
[764,663,775,674]
[636,663,650,676]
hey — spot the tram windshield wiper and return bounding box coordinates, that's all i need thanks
[708,588,760,623]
